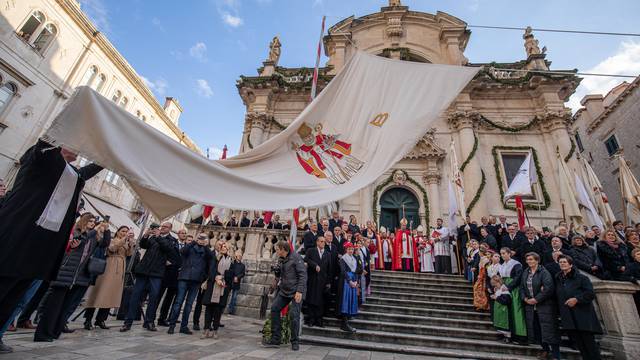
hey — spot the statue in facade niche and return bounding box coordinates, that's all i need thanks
[523,26,542,56]
[389,0,402,6]
[267,36,281,65]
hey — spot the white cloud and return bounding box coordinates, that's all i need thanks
[189,42,208,62]
[312,0,323,7]
[151,17,165,32]
[221,12,244,27]
[79,0,110,33]
[141,76,169,96]
[196,79,214,98]
[468,0,480,12]
[568,41,640,111]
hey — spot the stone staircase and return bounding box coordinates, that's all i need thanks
[301,270,611,360]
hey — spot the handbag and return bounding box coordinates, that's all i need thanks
[87,243,107,276]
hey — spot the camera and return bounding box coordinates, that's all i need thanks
[270,262,281,278]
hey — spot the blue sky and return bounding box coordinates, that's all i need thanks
[79,0,640,157]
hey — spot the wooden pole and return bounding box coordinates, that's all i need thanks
[620,176,628,227]
[561,203,567,223]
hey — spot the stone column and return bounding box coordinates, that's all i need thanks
[592,280,640,360]
[424,171,440,226]
[359,184,374,224]
[449,111,488,218]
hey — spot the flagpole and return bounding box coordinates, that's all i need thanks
[620,176,628,227]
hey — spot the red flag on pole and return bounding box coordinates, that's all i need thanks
[515,196,526,229]
[221,145,228,160]
[263,211,274,224]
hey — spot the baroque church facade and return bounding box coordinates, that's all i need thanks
[236,1,581,231]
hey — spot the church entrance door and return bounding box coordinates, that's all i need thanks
[379,187,420,233]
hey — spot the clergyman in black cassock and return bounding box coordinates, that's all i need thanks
[0,140,102,327]
[304,237,331,327]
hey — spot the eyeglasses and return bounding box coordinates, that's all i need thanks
[197,237,207,240]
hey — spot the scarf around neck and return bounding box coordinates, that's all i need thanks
[342,253,357,272]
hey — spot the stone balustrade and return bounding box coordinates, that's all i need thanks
[184,224,304,318]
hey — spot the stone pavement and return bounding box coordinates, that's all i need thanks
[0,315,446,360]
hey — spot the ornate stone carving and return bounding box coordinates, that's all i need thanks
[386,16,403,38]
[389,0,402,6]
[246,111,269,130]
[537,109,572,132]
[523,27,542,57]
[392,169,407,185]
[424,172,441,185]
[403,134,446,160]
[267,36,281,65]
[446,110,480,130]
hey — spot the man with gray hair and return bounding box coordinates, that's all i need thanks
[263,241,307,351]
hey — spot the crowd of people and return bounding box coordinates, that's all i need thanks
[1,141,640,358]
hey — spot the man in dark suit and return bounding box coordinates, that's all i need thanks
[302,223,319,253]
[267,214,283,229]
[157,226,182,326]
[318,219,330,237]
[0,140,102,331]
[328,212,342,234]
[457,216,479,256]
[304,236,331,327]
[516,227,547,263]
[239,211,251,228]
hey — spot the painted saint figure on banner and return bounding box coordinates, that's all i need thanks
[292,122,364,184]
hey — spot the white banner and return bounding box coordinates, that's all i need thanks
[44,52,478,219]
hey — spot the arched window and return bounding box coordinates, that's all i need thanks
[18,11,45,41]
[0,83,18,113]
[141,115,147,122]
[135,110,141,118]
[111,90,121,103]
[93,74,106,92]
[32,23,57,53]
[80,65,98,86]
[119,96,128,109]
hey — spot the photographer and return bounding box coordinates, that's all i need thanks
[263,241,307,351]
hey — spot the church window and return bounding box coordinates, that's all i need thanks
[0,82,18,114]
[32,23,57,54]
[575,132,584,153]
[112,90,122,103]
[604,135,619,156]
[496,149,539,202]
[105,171,120,185]
[80,66,98,87]
[141,115,147,122]
[119,96,128,109]
[18,11,45,42]
[93,74,107,92]
[136,110,141,118]
[501,153,528,187]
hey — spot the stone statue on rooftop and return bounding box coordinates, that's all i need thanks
[267,36,281,65]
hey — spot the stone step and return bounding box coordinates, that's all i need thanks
[301,334,540,360]
[301,326,589,359]
[371,283,474,296]
[357,311,494,331]
[366,296,477,311]
[371,273,471,286]
[371,288,473,304]
[374,270,466,280]
[321,318,499,341]
[369,290,474,305]
[360,303,491,321]
[371,285,474,299]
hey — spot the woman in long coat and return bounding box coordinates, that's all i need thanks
[520,252,560,360]
[555,255,603,360]
[84,225,134,329]
[597,229,629,281]
[201,242,233,339]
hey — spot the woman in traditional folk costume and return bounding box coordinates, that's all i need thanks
[485,252,502,320]
[472,246,491,311]
[338,242,361,333]
[496,247,527,343]
[490,275,513,343]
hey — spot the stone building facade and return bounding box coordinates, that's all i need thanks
[236,1,582,230]
[0,0,199,229]
[572,76,640,223]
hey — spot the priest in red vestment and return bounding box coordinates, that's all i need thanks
[392,219,419,272]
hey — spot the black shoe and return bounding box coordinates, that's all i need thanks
[262,339,280,348]
[167,326,175,334]
[157,320,168,327]
[146,323,157,332]
[179,328,193,335]
[95,321,109,330]
[193,324,200,331]
[119,325,131,332]
[291,343,299,351]
[33,337,53,342]
[0,340,12,354]
[83,321,93,330]
[62,325,75,333]
[218,324,224,328]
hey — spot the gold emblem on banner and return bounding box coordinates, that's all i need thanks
[369,112,389,127]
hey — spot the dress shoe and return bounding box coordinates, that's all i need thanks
[179,328,193,335]
[62,325,75,333]
[167,326,175,334]
[7,324,16,332]
[0,340,13,354]
[218,324,224,328]
[33,337,53,342]
[291,342,300,351]
[262,339,280,348]
[17,320,37,329]
[145,323,157,332]
[157,320,168,327]
[193,324,200,331]
[95,321,109,330]
[119,325,131,332]
[83,321,94,330]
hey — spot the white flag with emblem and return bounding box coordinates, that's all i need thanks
[503,153,537,203]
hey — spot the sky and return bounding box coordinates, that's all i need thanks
[78,0,640,157]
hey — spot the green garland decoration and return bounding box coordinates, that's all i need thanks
[476,62,578,86]
[272,118,288,130]
[459,132,478,172]
[246,133,253,149]
[479,115,541,133]
[491,146,551,211]
[262,312,292,344]
[564,138,576,163]
[372,169,429,227]
[467,170,486,213]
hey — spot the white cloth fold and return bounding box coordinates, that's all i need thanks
[44,52,478,219]
[36,163,79,231]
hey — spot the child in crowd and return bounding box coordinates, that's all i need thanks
[490,275,513,343]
